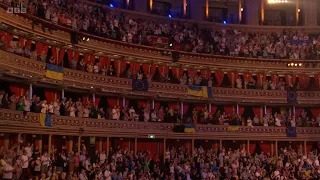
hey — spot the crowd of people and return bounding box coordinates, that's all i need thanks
[1,138,320,180]
[6,0,319,59]
[1,87,320,128]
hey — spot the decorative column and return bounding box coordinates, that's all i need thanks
[304,141,307,155]
[48,135,52,155]
[37,135,43,153]
[293,106,296,116]
[92,93,96,105]
[122,97,126,107]
[163,138,166,162]
[264,105,267,115]
[238,0,242,23]
[231,72,235,88]
[260,106,263,122]
[270,142,274,156]
[106,137,110,157]
[247,140,250,154]
[117,60,121,77]
[191,139,195,158]
[149,0,153,11]
[205,0,209,19]
[209,103,212,113]
[98,138,103,152]
[29,84,33,98]
[295,0,299,25]
[67,136,73,153]
[181,101,184,115]
[275,141,278,157]
[261,0,265,24]
[134,138,137,155]
[117,97,120,106]
[183,0,187,17]
[17,133,21,153]
[152,100,155,109]
[3,134,9,151]
[219,139,222,149]
[236,104,239,114]
[77,136,81,154]
[61,89,65,99]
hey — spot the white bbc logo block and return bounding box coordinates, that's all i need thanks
[7,7,13,13]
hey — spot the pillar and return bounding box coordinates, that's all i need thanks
[61,89,65,99]
[163,138,166,162]
[247,140,250,154]
[231,72,235,88]
[67,136,73,153]
[275,141,278,157]
[106,137,110,157]
[219,139,222,149]
[238,0,242,23]
[17,133,21,153]
[98,138,103,152]
[299,143,303,154]
[117,60,121,77]
[134,138,137,154]
[183,0,187,17]
[122,97,126,107]
[236,104,239,114]
[77,136,81,154]
[48,135,52,155]
[189,0,206,21]
[259,106,263,121]
[191,139,195,158]
[92,93,96,105]
[293,106,296,116]
[29,84,33,98]
[295,0,299,25]
[37,135,43,153]
[271,142,274,156]
[303,0,318,26]
[264,105,267,115]
[181,101,184,115]
[117,97,120,106]
[209,103,212,113]
[244,0,261,25]
[3,134,9,151]
[152,100,155,109]
[260,0,265,24]
[304,141,307,154]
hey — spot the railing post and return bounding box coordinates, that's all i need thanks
[275,140,278,157]
[122,97,126,107]
[67,136,73,153]
[134,138,137,155]
[106,137,110,157]
[163,138,166,162]
[270,141,274,156]
[48,135,52,155]
[29,84,33,98]
[191,139,195,158]
[247,140,250,155]
[61,89,65,99]
[3,134,9,151]
[231,72,235,88]
[304,141,307,155]
[38,135,43,153]
[219,139,222,150]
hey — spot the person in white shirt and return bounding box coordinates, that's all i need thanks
[24,143,33,158]
[41,152,50,173]
[112,105,119,120]
[2,159,14,180]
[21,151,30,179]
[41,100,48,113]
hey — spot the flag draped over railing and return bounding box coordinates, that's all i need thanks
[46,63,64,80]
[287,90,297,104]
[39,113,52,127]
[187,85,213,98]
[286,127,297,137]
[132,79,148,92]
[184,124,196,133]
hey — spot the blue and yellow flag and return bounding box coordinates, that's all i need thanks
[46,64,64,80]
[184,124,196,133]
[40,113,52,127]
[227,126,240,131]
[187,86,213,98]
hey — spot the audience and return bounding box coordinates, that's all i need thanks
[0,139,320,180]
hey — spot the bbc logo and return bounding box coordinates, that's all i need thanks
[7,3,26,14]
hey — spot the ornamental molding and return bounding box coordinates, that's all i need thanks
[0,7,319,74]
[0,109,320,140]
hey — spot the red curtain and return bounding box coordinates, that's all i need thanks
[295,108,303,117]
[263,74,267,83]
[304,75,310,89]
[51,47,58,64]
[134,63,141,71]
[215,72,225,86]
[5,33,13,50]
[58,49,65,65]
[150,65,157,76]
[82,96,89,105]
[74,52,80,63]
[45,90,57,103]
[315,75,320,89]
[260,142,271,154]
[84,54,89,63]
[298,74,305,89]
[238,106,244,116]
[142,64,149,74]
[113,59,118,74]
[107,98,117,107]
[291,75,297,86]
[90,55,96,65]
[35,42,44,54]
[19,37,25,47]
[137,140,159,157]
[10,84,26,96]
[25,40,32,49]
[163,66,169,75]
[99,57,106,69]
[310,108,320,118]
[183,104,189,115]
[249,143,256,154]
[67,50,74,67]
[168,102,178,109]
[211,105,217,114]
[43,44,49,55]
[253,106,261,117]
[234,73,239,81]
[121,61,129,74]
[194,104,205,111]
[227,72,233,85]
[285,75,291,86]
[154,101,160,109]
[137,100,147,108]
[95,97,100,106]
[224,105,234,115]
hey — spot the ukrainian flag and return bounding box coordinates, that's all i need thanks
[187,86,213,98]
[40,113,52,127]
[46,64,64,80]
[184,124,196,133]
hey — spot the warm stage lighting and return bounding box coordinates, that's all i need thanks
[268,0,288,3]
